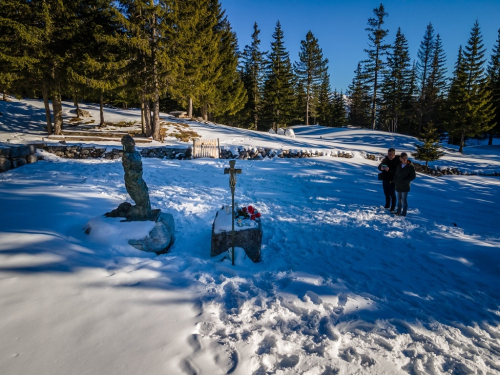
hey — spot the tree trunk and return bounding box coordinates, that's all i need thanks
[52,83,63,135]
[489,131,493,146]
[144,100,152,137]
[141,98,145,134]
[152,95,160,141]
[99,91,104,127]
[188,97,193,118]
[74,89,79,112]
[306,95,309,125]
[459,128,465,154]
[201,103,208,121]
[2,91,6,101]
[42,82,53,135]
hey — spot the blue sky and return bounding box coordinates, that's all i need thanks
[222,0,500,93]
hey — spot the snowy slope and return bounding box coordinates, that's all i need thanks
[1,99,500,374]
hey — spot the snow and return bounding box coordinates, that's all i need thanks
[1,97,500,374]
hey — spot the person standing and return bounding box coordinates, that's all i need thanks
[393,152,416,217]
[378,148,400,211]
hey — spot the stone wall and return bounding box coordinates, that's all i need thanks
[0,143,39,173]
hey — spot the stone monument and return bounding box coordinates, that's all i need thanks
[88,135,175,254]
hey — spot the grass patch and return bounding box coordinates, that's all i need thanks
[69,117,82,123]
[160,122,200,142]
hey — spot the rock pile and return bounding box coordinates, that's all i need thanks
[43,144,107,159]
[140,146,192,160]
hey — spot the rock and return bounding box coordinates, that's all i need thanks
[284,128,295,138]
[128,213,175,254]
[268,129,276,134]
[71,108,92,117]
[211,210,262,262]
[277,128,285,135]
[17,157,27,167]
[0,157,11,172]
[0,146,10,157]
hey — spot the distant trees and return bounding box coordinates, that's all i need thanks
[295,31,328,125]
[487,29,500,145]
[445,21,495,153]
[261,21,296,131]
[363,3,390,130]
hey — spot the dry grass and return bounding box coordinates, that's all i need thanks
[69,117,82,123]
[103,120,137,127]
[160,122,200,142]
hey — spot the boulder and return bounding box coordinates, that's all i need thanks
[0,157,11,172]
[284,128,295,138]
[128,212,175,254]
[277,128,286,135]
[0,146,11,157]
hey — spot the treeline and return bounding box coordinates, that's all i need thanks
[1,2,499,152]
[348,4,500,152]
[0,0,245,140]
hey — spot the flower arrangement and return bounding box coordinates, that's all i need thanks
[236,205,261,221]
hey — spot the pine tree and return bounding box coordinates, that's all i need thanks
[446,22,495,153]
[332,90,347,127]
[487,28,500,145]
[316,72,333,126]
[347,62,371,127]
[262,21,296,131]
[295,31,328,125]
[240,22,266,130]
[412,122,444,169]
[380,28,412,133]
[363,3,390,130]
[416,23,435,134]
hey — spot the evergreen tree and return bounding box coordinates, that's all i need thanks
[240,22,266,130]
[380,28,412,133]
[316,72,333,126]
[332,90,347,127]
[487,28,500,145]
[295,31,328,125]
[347,62,371,127]
[420,34,448,134]
[416,23,435,133]
[446,22,495,153]
[363,3,390,129]
[412,122,444,169]
[262,21,296,131]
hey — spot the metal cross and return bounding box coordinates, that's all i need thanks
[224,160,242,265]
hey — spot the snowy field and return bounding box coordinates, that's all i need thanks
[1,98,500,374]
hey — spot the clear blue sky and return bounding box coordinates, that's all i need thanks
[221,0,500,93]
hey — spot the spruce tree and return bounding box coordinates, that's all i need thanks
[487,28,500,145]
[262,21,296,131]
[380,28,412,133]
[347,62,371,127]
[295,31,328,125]
[240,22,266,130]
[425,34,448,126]
[316,72,333,126]
[416,23,435,133]
[412,122,444,169]
[363,3,390,129]
[446,22,495,153]
[332,90,347,127]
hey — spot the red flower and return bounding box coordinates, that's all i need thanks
[255,213,261,218]
[250,214,256,220]
[247,205,254,214]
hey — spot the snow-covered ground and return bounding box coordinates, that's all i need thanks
[1,98,500,374]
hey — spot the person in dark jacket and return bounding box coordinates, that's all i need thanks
[378,148,400,211]
[393,152,416,217]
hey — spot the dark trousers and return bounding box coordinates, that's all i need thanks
[382,180,396,209]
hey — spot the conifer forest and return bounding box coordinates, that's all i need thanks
[1,1,499,153]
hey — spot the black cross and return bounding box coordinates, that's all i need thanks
[224,160,242,265]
